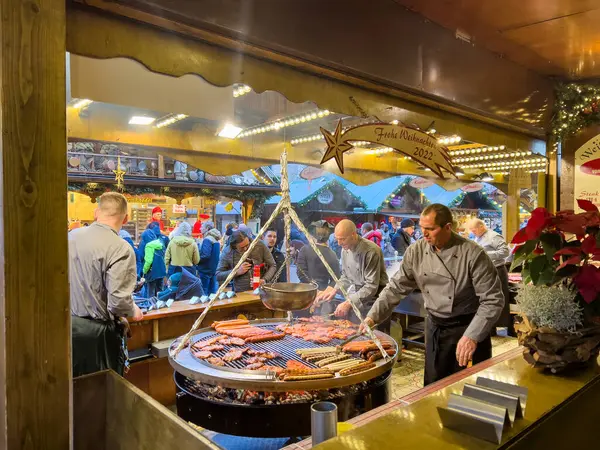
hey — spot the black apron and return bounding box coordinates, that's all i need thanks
[494,265,513,330]
[424,312,492,386]
[72,316,127,377]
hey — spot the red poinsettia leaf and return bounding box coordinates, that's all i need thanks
[553,247,581,257]
[581,234,598,254]
[573,265,600,304]
[557,254,581,271]
[525,207,551,239]
[511,228,529,245]
[533,246,544,255]
[577,199,599,212]
[553,213,590,235]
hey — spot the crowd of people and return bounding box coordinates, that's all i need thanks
[69,192,513,387]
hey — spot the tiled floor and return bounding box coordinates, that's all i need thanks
[390,332,519,399]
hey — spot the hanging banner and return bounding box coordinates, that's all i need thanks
[574,134,600,211]
[320,121,455,178]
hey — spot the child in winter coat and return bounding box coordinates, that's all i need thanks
[141,226,167,298]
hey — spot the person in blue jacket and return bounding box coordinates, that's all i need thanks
[197,221,222,295]
[138,222,167,297]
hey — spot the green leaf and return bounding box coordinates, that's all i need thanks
[510,239,538,272]
[539,232,563,261]
[530,255,549,285]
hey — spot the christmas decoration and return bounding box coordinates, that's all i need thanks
[552,83,600,140]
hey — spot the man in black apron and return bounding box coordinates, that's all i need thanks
[362,204,504,385]
[70,192,143,377]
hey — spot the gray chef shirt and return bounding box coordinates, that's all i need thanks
[337,237,389,308]
[69,222,137,320]
[368,233,504,342]
[474,229,510,267]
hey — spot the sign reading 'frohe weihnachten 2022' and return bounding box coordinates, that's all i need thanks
[319,120,456,179]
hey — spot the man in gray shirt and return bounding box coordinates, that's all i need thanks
[362,204,504,385]
[316,219,389,330]
[216,230,276,292]
[70,192,143,377]
[467,218,514,336]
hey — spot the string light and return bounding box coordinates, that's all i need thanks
[238,110,331,138]
[250,168,272,185]
[155,113,188,128]
[448,145,506,156]
[453,151,528,163]
[438,135,462,145]
[233,85,252,98]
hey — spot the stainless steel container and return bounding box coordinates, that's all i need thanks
[311,401,338,445]
[259,282,318,311]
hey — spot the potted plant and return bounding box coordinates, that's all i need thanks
[510,199,600,373]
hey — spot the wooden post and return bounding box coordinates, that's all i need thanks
[0,0,70,448]
[158,154,165,178]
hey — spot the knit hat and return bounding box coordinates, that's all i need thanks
[152,206,163,215]
[400,218,415,228]
[237,223,254,238]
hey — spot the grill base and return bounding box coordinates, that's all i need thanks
[175,370,392,438]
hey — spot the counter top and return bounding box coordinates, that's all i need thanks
[139,291,261,321]
[311,349,600,449]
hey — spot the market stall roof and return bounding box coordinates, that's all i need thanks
[347,176,410,212]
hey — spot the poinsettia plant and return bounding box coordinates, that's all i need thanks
[510,199,600,319]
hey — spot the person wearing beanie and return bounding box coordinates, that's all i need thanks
[165,221,200,276]
[151,206,164,231]
[391,218,416,257]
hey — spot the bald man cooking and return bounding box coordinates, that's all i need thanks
[315,219,390,332]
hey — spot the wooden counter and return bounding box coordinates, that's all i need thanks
[125,291,284,404]
[288,347,600,449]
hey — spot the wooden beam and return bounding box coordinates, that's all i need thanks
[0,0,70,448]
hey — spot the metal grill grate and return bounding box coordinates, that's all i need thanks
[191,324,366,371]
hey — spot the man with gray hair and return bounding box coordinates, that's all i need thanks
[70,192,143,377]
[467,218,513,335]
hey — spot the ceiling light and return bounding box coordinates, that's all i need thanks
[391,120,399,125]
[155,113,188,128]
[72,98,93,109]
[233,84,252,98]
[480,172,494,182]
[218,123,243,139]
[129,116,155,125]
[454,166,465,176]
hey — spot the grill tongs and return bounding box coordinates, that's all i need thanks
[336,331,365,354]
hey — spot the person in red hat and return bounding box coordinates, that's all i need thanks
[151,206,164,231]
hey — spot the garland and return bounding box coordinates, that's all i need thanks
[552,83,600,140]
[68,183,273,218]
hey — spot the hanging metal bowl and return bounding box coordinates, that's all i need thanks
[259,282,318,311]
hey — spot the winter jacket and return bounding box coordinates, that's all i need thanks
[328,233,342,259]
[165,236,200,269]
[296,244,341,290]
[270,247,287,282]
[363,230,383,247]
[198,228,222,275]
[392,229,414,257]
[137,227,158,276]
[143,239,167,282]
[176,268,205,299]
[216,240,276,292]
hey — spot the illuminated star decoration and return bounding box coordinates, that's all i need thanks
[319,120,353,173]
[113,156,126,191]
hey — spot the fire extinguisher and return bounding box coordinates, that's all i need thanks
[252,263,264,289]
